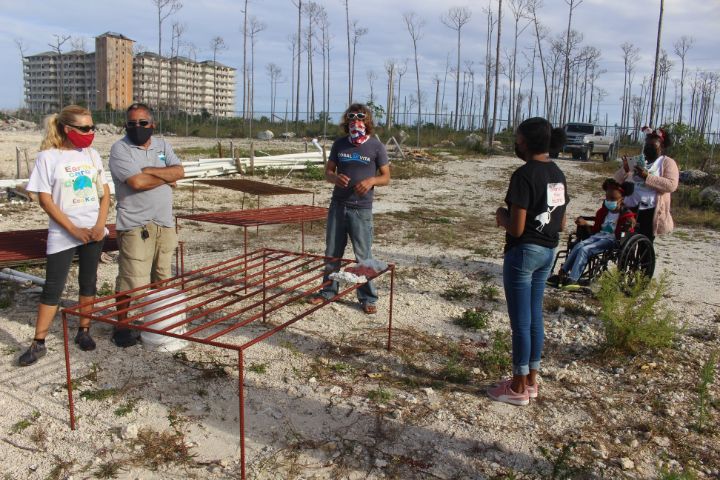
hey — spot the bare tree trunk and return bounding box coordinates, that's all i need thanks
[560,0,582,125]
[242,0,248,120]
[649,0,664,126]
[489,0,502,148]
[404,12,425,146]
[49,35,70,109]
[295,0,302,126]
[483,6,495,131]
[344,0,352,104]
[442,7,472,131]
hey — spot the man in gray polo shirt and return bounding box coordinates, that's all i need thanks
[109,103,184,347]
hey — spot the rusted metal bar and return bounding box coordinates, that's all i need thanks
[0,226,118,266]
[62,312,76,430]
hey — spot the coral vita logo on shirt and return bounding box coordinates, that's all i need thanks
[338,152,371,165]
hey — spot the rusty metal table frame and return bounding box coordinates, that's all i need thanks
[190,178,316,214]
[0,226,118,267]
[61,248,395,480]
[176,205,328,257]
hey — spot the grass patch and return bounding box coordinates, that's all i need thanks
[94,461,125,479]
[29,425,48,449]
[391,160,444,180]
[10,411,40,434]
[249,362,268,374]
[479,282,500,301]
[671,185,720,230]
[46,456,75,480]
[367,388,393,404]
[477,331,511,375]
[659,465,699,480]
[440,356,471,384]
[441,283,473,301]
[330,361,353,374]
[694,351,718,432]
[133,427,196,470]
[579,160,621,177]
[454,308,490,330]
[80,387,118,401]
[297,161,325,181]
[597,269,677,354]
[114,399,138,417]
[97,281,114,297]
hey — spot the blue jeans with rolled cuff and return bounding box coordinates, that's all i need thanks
[319,200,378,306]
[503,243,555,376]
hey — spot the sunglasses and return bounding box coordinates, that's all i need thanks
[346,112,366,120]
[66,124,96,133]
[126,120,152,128]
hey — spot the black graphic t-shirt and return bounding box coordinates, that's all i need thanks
[504,159,569,252]
[329,136,389,209]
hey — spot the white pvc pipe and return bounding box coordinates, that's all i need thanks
[1,268,46,285]
[0,272,33,285]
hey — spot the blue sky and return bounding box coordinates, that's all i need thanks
[1,0,718,126]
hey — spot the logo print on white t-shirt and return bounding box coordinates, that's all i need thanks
[534,183,565,232]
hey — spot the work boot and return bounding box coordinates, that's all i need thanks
[18,341,47,367]
[112,328,138,348]
[75,328,96,351]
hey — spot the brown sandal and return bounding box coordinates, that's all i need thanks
[362,304,377,314]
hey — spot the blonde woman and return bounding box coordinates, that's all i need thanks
[18,105,110,366]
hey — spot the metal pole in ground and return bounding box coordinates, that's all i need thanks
[62,312,76,430]
[387,265,395,351]
[238,350,246,480]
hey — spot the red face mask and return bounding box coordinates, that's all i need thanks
[66,129,94,149]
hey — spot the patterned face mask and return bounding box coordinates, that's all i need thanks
[349,120,368,145]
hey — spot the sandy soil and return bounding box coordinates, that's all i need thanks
[0,133,718,480]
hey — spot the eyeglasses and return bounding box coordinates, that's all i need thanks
[126,120,152,128]
[346,112,366,120]
[66,124,96,133]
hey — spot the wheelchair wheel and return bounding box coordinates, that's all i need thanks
[617,234,655,279]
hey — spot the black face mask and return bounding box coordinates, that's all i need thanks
[514,143,524,160]
[643,144,659,163]
[126,126,154,146]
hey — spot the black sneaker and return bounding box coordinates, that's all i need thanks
[18,342,47,367]
[75,329,96,351]
[546,274,563,288]
[112,328,138,348]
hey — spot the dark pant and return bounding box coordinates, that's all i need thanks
[40,239,105,306]
[635,208,655,242]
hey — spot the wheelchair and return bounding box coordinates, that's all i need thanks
[550,216,656,285]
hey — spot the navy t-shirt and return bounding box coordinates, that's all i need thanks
[329,136,389,209]
[504,160,569,252]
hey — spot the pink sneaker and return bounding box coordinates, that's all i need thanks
[488,381,529,406]
[526,382,539,399]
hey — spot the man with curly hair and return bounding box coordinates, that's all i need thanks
[310,103,391,314]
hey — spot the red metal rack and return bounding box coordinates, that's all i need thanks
[61,248,395,479]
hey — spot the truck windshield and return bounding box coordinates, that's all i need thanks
[566,124,594,134]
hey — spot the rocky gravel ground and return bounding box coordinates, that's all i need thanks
[0,140,718,480]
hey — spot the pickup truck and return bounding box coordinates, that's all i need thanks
[551,122,618,161]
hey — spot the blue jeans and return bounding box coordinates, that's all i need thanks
[503,243,555,376]
[561,234,617,282]
[320,201,378,305]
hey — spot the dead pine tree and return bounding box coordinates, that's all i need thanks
[527,0,550,118]
[442,6,472,131]
[488,0,502,149]
[559,0,583,125]
[385,60,396,130]
[241,0,249,121]
[395,61,408,127]
[648,0,664,127]
[673,35,694,124]
[210,36,226,138]
[343,0,352,104]
[508,0,531,129]
[304,2,321,122]
[292,0,302,126]
[152,0,182,127]
[15,39,27,109]
[403,11,425,147]
[266,63,282,123]
[482,3,496,132]
[249,18,265,128]
[48,34,71,109]
[351,20,368,107]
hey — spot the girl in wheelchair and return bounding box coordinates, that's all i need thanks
[548,179,635,290]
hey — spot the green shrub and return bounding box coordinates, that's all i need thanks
[695,351,718,431]
[454,308,489,330]
[299,162,325,181]
[441,283,472,301]
[596,269,677,353]
[440,357,471,384]
[477,330,511,375]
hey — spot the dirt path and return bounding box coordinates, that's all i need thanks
[0,148,718,479]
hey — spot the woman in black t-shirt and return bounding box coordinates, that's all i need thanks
[490,117,568,406]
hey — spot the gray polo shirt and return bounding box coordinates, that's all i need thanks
[109,136,181,231]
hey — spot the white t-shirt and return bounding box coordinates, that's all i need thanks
[26,148,108,255]
[598,211,619,237]
[627,156,664,210]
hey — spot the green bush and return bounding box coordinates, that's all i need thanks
[596,269,677,353]
[477,330,511,375]
[454,308,489,330]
